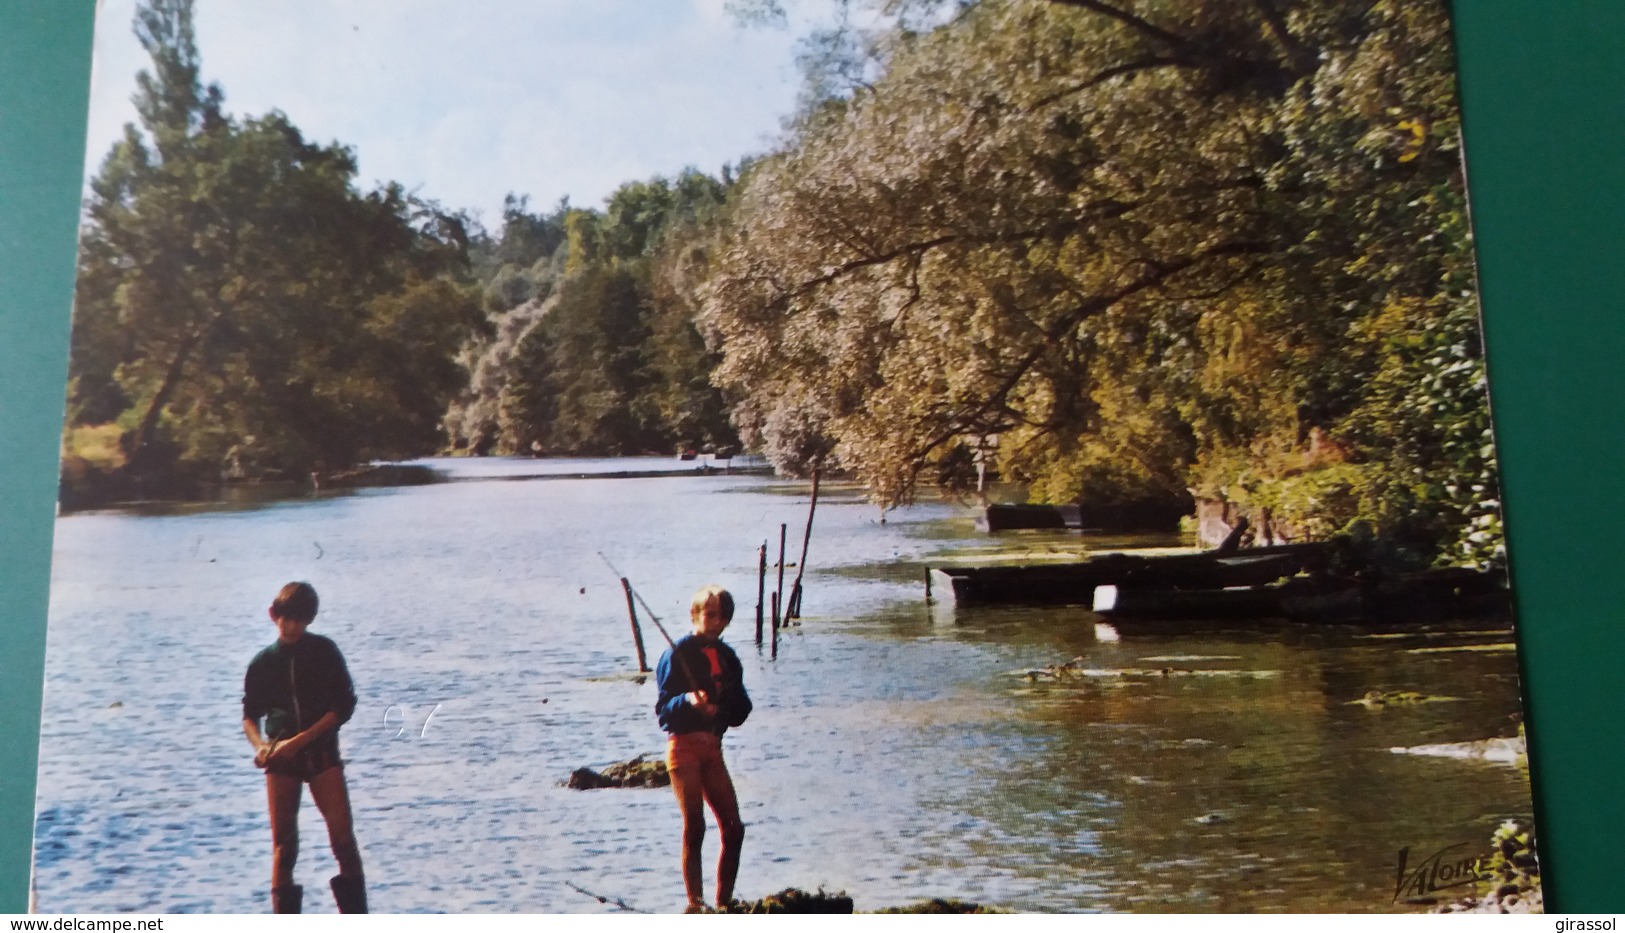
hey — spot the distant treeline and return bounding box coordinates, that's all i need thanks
[444,177,738,460]
[63,0,1501,569]
[64,0,737,508]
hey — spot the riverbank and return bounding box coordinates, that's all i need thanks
[57,454,778,513]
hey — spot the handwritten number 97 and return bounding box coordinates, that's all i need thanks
[383,703,442,738]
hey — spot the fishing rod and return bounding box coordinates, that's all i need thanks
[564,880,646,914]
[597,552,708,695]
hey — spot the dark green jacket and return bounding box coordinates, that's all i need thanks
[242,633,357,741]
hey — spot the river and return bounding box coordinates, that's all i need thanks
[32,457,1534,913]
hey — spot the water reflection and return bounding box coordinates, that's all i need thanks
[34,461,1532,912]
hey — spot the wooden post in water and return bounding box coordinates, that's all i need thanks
[770,591,779,660]
[786,469,820,620]
[620,577,650,673]
[755,542,767,645]
[773,523,787,631]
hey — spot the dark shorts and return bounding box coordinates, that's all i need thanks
[265,734,343,782]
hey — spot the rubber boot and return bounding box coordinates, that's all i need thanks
[330,874,368,914]
[271,884,303,914]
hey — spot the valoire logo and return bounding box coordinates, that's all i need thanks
[1393,843,1485,902]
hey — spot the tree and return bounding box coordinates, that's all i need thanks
[701,0,1500,564]
[447,171,739,457]
[64,0,484,498]
[703,1,1276,498]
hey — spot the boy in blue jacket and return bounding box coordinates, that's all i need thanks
[656,585,753,912]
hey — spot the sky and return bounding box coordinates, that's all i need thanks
[83,0,823,225]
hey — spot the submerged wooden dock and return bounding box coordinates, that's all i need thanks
[927,544,1511,630]
[926,543,1332,607]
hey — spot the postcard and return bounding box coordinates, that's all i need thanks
[34,0,1539,914]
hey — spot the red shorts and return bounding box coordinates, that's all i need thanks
[666,731,726,773]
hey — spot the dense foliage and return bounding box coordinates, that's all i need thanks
[444,173,740,457]
[66,0,1505,568]
[64,0,483,500]
[698,0,1501,566]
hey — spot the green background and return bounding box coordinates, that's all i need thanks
[1,0,1619,914]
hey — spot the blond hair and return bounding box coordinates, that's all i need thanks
[690,584,735,626]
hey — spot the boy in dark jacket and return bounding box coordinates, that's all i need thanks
[655,585,752,912]
[242,581,366,913]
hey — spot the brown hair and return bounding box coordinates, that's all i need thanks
[271,581,319,624]
[689,584,735,626]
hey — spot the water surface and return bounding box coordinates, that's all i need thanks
[34,458,1533,912]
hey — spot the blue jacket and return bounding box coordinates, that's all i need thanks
[656,634,752,736]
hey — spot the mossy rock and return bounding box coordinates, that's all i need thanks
[1434,819,1542,914]
[873,898,1003,914]
[726,888,1002,914]
[563,754,669,789]
[725,888,854,914]
[1350,689,1458,709]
